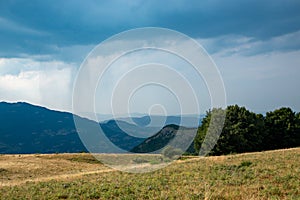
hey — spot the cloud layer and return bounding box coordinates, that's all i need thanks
[1,0,300,60]
[0,58,74,111]
[0,1,300,113]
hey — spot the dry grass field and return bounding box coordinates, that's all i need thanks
[0,148,299,199]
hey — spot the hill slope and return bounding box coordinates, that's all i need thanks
[0,102,149,153]
[0,102,86,153]
[0,102,202,154]
[0,148,299,199]
[131,124,197,153]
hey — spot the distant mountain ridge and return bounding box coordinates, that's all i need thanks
[115,114,203,128]
[0,102,202,154]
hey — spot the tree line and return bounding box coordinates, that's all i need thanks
[194,105,300,156]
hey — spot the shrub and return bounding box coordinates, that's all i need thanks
[162,146,183,159]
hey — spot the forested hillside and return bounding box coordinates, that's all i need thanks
[194,105,300,155]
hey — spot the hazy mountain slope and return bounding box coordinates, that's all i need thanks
[117,115,203,128]
[0,102,86,153]
[0,102,146,153]
[0,102,200,154]
[131,124,197,154]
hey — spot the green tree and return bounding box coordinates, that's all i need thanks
[296,112,300,145]
[195,105,265,155]
[264,107,298,149]
[194,108,226,156]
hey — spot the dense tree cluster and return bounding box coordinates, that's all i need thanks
[194,105,300,156]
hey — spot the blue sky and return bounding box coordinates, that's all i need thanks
[0,0,300,115]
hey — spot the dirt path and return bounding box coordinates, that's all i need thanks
[2,148,299,187]
[0,162,172,187]
[0,168,116,187]
[0,157,200,187]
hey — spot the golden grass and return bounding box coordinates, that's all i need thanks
[0,148,299,199]
[0,153,108,186]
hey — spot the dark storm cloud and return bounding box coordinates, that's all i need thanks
[0,0,300,58]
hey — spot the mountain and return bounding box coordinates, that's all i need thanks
[116,115,203,128]
[131,124,197,154]
[0,102,148,154]
[0,102,85,153]
[0,102,201,154]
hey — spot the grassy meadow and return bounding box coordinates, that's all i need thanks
[0,148,299,199]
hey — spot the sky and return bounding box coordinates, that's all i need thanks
[0,0,300,116]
